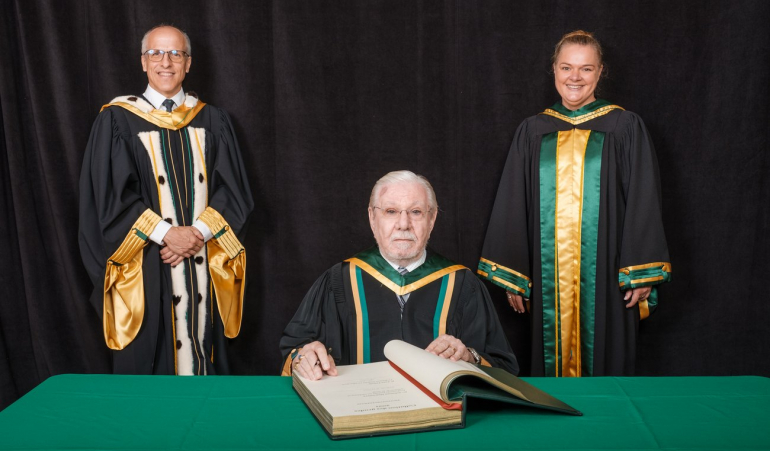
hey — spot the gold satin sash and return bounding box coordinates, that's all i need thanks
[198,207,246,338]
[555,129,591,377]
[101,97,206,131]
[103,209,162,350]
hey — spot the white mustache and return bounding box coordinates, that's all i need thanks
[390,232,417,242]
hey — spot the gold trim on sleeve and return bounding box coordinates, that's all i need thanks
[198,207,246,339]
[103,209,163,350]
[280,354,294,377]
[618,262,672,287]
[629,275,665,285]
[198,207,245,259]
[619,262,672,273]
[491,277,527,294]
[479,257,531,282]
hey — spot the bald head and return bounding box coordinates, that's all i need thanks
[141,25,191,55]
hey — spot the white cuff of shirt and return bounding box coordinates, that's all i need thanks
[149,220,172,245]
[192,220,213,242]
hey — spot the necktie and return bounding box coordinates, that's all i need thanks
[397,267,410,315]
[161,99,175,112]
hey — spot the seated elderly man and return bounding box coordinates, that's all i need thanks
[280,170,518,379]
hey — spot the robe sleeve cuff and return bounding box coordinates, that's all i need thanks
[280,347,303,376]
[148,219,172,245]
[618,262,672,289]
[192,220,213,242]
[107,209,162,265]
[103,209,162,350]
[199,207,246,339]
[477,257,532,298]
[198,207,244,259]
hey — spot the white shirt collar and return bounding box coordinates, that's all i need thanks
[143,85,185,111]
[381,250,427,273]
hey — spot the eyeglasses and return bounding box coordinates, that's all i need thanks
[143,49,189,62]
[373,206,432,221]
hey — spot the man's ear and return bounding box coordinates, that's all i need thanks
[427,209,437,236]
[141,55,148,72]
[368,207,376,233]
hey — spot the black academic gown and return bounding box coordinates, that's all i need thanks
[79,94,253,375]
[478,99,671,377]
[281,248,519,375]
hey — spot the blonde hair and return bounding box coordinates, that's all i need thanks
[551,30,603,67]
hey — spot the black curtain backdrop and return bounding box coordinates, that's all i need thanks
[1,0,768,409]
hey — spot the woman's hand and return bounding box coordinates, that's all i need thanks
[506,291,526,313]
[624,287,652,308]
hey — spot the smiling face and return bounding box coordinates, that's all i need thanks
[368,181,437,266]
[553,43,603,110]
[141,26,192,98]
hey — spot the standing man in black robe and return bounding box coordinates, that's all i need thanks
[280,171,518,379]
[79,25,253,375]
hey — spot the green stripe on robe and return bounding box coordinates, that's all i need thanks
[578,131,604,376]
[539,131,560,377]
[433,275,450,339]
[354,266,371,363]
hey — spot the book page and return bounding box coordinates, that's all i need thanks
[296,361,444,417]
[383,340,486,401]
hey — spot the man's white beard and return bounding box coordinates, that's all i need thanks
[380,231,424,265]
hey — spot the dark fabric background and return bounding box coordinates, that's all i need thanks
[1,0,768,409]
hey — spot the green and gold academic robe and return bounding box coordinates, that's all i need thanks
[280,248,519,376]
[478,99,671,377]
[79,93,253,375]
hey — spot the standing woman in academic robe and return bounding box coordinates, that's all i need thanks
[478,30,671,377]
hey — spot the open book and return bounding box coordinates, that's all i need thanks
[292,340,581,439]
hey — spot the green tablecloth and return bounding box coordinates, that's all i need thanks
[0,375,768,450]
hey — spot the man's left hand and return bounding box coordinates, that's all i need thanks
[426,334,474,363]
[160,246,185,267]
[624,286,652,308]
[163,226,204,258]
